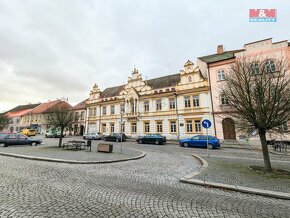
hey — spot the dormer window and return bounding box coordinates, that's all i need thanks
[217,70,225,81]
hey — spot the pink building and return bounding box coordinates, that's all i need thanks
[197,38,290,140]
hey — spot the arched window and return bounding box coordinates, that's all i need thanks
[217,70,225,81]
[188,76,192,83]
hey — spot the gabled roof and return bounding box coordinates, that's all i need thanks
[198,49,244,64]
[147,74,180,89]
[73,99,87,110]
[28,100,63,114]
[5,103,40,113]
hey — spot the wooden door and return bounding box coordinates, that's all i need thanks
[222,118,236,140]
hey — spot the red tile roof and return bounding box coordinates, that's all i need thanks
[6,109,33,118]
[73,99,87,110]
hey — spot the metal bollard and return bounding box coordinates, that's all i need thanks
[87,140,92,152]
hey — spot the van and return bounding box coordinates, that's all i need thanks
[20,129,36,136]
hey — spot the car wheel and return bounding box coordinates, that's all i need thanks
[83,136,86,139]
[138,139,143,144]
[1,143,7,147]
[92,137,95,140]
[31,142,37,146]
[116,138,119,142]
[183,142,189,147]
[208,144,214,149]
[155,141,159,145]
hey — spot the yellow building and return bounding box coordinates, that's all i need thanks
[86,61,212,139]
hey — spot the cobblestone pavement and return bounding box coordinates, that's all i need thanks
[0,139,290,217]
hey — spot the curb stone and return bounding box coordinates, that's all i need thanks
[0,149,146,164]
[180,154,290,200]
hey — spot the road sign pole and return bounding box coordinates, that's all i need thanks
[207,128,209,158]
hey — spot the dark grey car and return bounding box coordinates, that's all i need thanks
[0,134,42,147]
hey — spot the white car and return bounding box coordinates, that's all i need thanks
[83,132,102,140]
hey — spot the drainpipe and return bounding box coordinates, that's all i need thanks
[174,93,180,140]
[207,62,217,137]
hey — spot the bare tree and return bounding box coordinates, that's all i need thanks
[220,56,290,171]
[0,114,10,131]
[47,103,74,147]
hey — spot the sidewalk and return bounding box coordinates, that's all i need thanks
[192,155,290,194]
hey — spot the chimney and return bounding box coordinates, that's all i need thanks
[217,45,224,54]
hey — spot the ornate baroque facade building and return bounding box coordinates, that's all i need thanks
[85,61,213,140]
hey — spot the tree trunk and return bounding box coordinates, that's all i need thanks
[258,129,272,171]
[59,128,64,148]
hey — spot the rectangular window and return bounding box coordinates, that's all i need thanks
[195,120,201,132]
[80,111,85,120]
[110,123,115,133]
[144,122,150,133]
[121,123,125,133]
[217,70,225,81]
[120,104,125,113]
[169,98,176,110]
[102,124,106,133]
[131,122,137,133]
[221,94,229,105]
[93,107,97,116]
[170,121,177,133]
[156,121,163,133]
[89,108,93,116]
[185,96,191,108]
[156,99,162,111]
[144,101,149,112]
[103,106,107,115]
[186,120,193,133]
[111,105,115,115]
[193,96,200,107]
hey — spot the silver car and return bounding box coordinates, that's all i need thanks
[83,132,102,140]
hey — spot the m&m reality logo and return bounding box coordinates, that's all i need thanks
[249,9,277,22]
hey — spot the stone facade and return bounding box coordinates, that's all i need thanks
[85,61,212,140]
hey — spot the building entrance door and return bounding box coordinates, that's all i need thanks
[222,118,236,140]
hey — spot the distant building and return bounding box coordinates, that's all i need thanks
[86,61,212,139]
[21,100,72,134]
[4,103,40,132]
[197,38,290,140]
[72,99,87,136]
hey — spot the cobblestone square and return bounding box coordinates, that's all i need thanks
[0,137,290,217]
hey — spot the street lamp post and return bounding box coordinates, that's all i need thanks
[120,112,123,154]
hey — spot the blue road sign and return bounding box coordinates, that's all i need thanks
[202,119,212,129]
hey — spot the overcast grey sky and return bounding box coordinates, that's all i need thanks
[0,0,289,112]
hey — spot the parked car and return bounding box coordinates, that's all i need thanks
[137,134,167,145]
[179,135,220,149]
[0,133,9,139]
[19,128,36,136]
[83,132,102,140]
[103,133,127,142]
[45,127,65,138]
[0,133,42,147]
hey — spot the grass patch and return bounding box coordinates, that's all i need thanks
[248,165,290,179]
